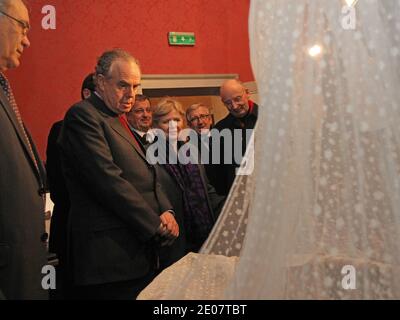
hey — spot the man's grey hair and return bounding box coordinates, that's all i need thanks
[95,49,140,78]
[185,103,212,122]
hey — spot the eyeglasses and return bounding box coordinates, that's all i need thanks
[222,93,245,107]
[189,114,211,124]
[0,10,30,36]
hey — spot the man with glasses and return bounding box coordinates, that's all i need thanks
[186,103,213,135]
[186,103,219,187]
[0,0,48,299]
[212,79,258,196]
[0,1,30,70]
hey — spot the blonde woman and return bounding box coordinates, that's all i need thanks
[152,98,225,257]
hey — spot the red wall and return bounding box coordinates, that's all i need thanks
[7,0,253,158]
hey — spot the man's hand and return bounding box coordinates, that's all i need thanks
[160,211,179,237]
[156,211,179,246]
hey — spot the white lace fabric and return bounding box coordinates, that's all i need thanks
[137,253,238,300]
[139,0,400,300]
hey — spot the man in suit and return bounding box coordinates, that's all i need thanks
[211,79,258,196]
[46,73,95,299]
[80,73,95,101]
[126,94,152,146]
[186,103,213,135]
[0,0,48,299]
[58,49,179,299]
[185,103,220,192]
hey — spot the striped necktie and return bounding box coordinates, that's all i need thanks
[0,72,40,174]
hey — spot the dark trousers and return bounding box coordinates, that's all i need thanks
[49,253,73,300]
[71,271,156,300]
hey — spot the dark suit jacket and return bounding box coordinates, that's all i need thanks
[211,103,258,196]
[191,133,224,196]
[156,165,186,269]
[155,139,225,255]
[58,94,173,286]
[46,120,70,260]
[0,87,48,299]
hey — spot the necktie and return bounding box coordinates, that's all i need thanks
[141,133,149,146]
[0,72,40,175]
[118,114,141,150]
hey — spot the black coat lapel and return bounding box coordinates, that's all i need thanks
[88,94,147,161]
[109,118,147,160]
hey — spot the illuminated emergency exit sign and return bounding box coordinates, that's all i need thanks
[168,32,196,46]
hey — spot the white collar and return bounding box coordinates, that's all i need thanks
[132,127,147,138]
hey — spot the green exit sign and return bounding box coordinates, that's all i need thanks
[168,32,196,46]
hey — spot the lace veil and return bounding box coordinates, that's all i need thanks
[138,0,400,299]
[226,0,400,299]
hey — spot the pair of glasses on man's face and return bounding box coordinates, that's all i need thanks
[189,114,211,124]
[0,10,30,36]
[222,93,246,108]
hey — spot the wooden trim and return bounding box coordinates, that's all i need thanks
[141,74,238,89]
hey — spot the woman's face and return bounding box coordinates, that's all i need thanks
[155,109,184,138]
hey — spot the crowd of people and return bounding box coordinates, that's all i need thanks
[3,0,400,301]
[0,0,258,300]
